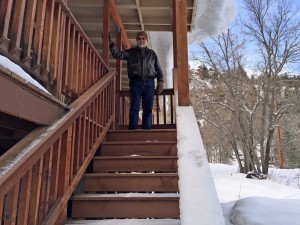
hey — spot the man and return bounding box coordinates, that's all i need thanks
[109,31,164,129]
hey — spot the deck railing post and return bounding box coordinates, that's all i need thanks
[114,31,123,129]
[173,0,190,106]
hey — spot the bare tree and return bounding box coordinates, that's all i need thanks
[192,29,262,173]
[241,0,300,173]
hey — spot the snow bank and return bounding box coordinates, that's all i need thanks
[189,0,237,43]
[176,106,225,225]
[227,197,300,225]
[0,55,50,94]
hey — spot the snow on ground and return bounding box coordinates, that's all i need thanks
[0,55,50,94]
[177,106,225,225]
[210,163,300,225]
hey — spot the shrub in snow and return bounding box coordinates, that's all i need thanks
[246,171,267,180]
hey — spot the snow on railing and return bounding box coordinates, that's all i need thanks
[176,106,225,225]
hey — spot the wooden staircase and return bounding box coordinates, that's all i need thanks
[67,129,180,224]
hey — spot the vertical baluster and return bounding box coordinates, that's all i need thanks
[73,31,80,94]
[37,151,51,224]
[69,121,76,181]
[48,139,61,209]
[170,94,174,125]
[80,111,86,162]
[86,47,91,90]
[0,194,4,225]
[95,58,99,81]
[84,42,89,92]
[4,182,20,225]
[156,94,159,125]
[17,170,32,225]
[95,96,100,139]
[32,0,47,74]
[78,37,84,94]
[49,3,62,85]
[41,0,55,78]
[91,101,95,147]
[74,118,81,173]
[56,12,66,99]
[163,94,167,125]
[21,0,37,67]
[101,92,104,130]
[44,146,53,216]
[61,17,71,93]
[85,108,90,156]
[86,106,91,151]
[9,0,27,59]
[57,129,72,196]
[92,54,96,83]
[67,24,75,93]
[28,159,43,225]
[0,0,13,51]
[56,129,72,225]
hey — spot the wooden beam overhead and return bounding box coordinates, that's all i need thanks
[139,0,194,9]
[67,0,103,7]
[135,0,144,31]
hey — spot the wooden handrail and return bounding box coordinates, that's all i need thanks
[118,89,176,128]
[0,71,116,225]
[109,0,131,49]
[0,0,109,101]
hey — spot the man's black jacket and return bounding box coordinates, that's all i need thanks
[110,42,164,82]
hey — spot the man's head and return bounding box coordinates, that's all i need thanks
[136,31,148,48]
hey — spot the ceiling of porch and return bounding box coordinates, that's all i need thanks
[67,0,195,50]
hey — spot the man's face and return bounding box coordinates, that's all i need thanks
[136,36,148,48]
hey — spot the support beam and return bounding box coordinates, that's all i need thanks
[173,0,190,106]
[102,0,110,66]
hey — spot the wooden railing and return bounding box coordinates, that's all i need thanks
[118,89,176,128]
[0,0,109,101]
[0,71,116,225]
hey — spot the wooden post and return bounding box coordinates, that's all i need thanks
[114,31,123,129]
[173,0,190,106]
[103,0,110,66]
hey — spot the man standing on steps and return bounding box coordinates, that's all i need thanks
[109,31,164,130]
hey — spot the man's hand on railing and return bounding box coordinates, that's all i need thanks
[156,81,164,95]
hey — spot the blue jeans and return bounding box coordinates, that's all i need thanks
[129,79,155,129]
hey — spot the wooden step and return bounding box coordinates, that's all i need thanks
[100,141,177,156]
[71,193,179,219]
[66,219,181,225]
[93,156,178,172]
[83,173,179,192]
[107,129,177,142]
